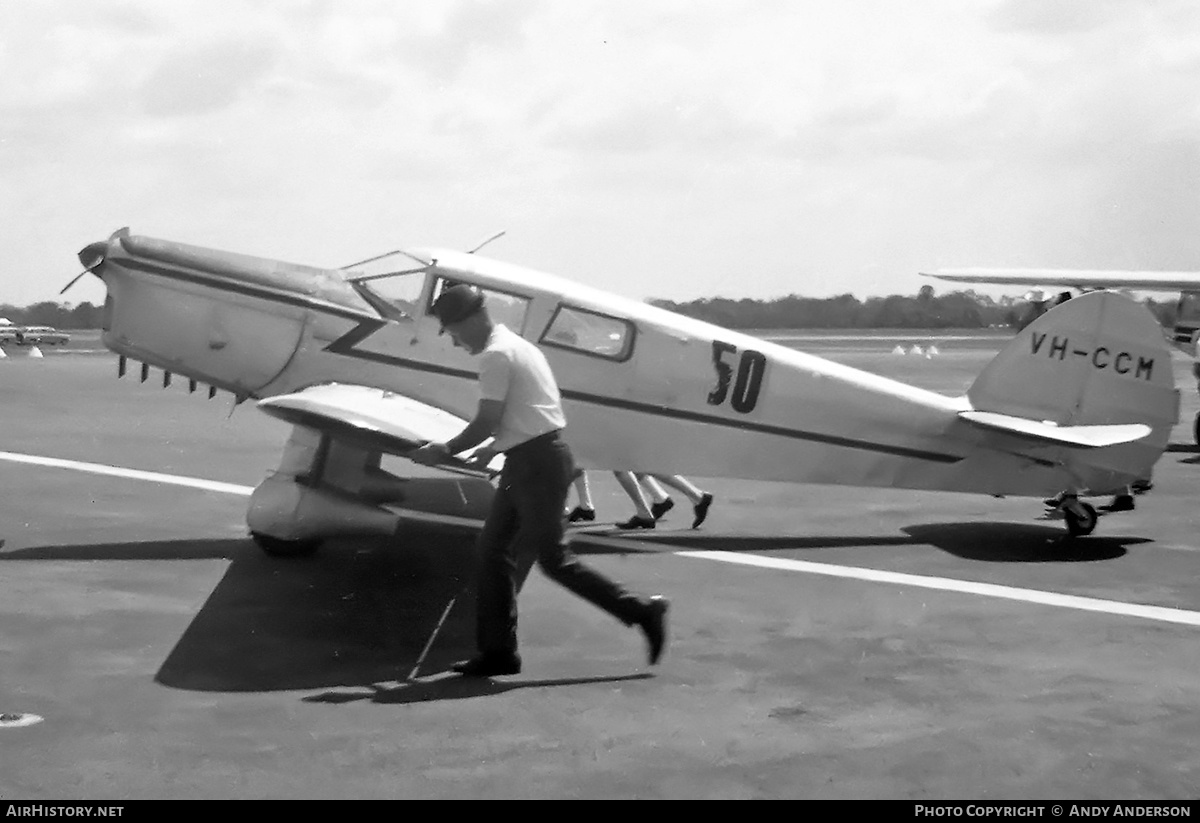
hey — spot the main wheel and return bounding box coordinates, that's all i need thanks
[251,531,321,557]
[1063,502,1098,537]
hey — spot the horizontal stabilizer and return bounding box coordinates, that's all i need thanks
[257,384,501,474]
[959,410,1151,448]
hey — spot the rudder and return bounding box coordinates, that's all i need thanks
[967,291,1178,448]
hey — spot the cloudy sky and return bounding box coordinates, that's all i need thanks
[2,0,1199,309]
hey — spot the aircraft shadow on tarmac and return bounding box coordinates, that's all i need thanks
[0,519,1145,696]
[155,526,498,693]
[303,672,654,706]
[0,527,491,694]
[573,533,918,554]
[600,522,1143,563]
[0,539,246,561]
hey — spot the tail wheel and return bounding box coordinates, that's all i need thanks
[251,532,321,557]
[1063,502,1098,537]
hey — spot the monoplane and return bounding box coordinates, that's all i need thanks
[71,230,1179,552]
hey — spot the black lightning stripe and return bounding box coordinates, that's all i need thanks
[322,318,479,380]
[563,390,963,463]
[325,320,963,463]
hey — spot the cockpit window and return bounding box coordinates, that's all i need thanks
[428,276,531,334]
[343,252,428,320]
[540,305,635,361]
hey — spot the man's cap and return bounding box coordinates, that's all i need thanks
[431,284,485,328]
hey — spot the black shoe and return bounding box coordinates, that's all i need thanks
[640,596,669,665]
[1043,493,1066,508]
[450,653,522,677]
[616,515,656,530]
[567,506,596,523]
[691,493,713,529]
[650,497,675,520]
[1131,479,1153,495]
[1099,494,1135,513]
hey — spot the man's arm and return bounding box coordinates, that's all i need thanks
[410,398,504,465]
[446,398,504,455]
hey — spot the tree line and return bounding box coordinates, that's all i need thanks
[650,286,1181,330]
[0,288,1182,330]
[0,300,107,329]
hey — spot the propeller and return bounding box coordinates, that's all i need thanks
[60,240,109,295]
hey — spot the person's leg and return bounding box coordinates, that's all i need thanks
[636,473,670,503]
[652,474,714,528]
[566,470,596,521]
[575,472,595,509]
[1100,486,1136,512]
[650,474,702,504]
[452,477,523,675]
[614,470,655,528]
[520,444,668,663]
[636,473,675,520]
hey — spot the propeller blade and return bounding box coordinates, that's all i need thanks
[62,240,110,295]
[58,270,89,296]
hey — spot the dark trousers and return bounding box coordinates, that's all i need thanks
[474,432,650,657]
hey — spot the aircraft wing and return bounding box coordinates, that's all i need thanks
[256,384,502,476]
[959,411,1151,448]
[922,268,1200,292]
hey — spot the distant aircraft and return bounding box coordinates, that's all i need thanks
[12,325,71,346]
[70,229,1178,552]
[923,268,1200,443]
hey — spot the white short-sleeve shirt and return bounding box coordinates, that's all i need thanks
[478,324,566,452]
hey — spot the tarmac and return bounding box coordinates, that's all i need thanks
[1,334,1198,799]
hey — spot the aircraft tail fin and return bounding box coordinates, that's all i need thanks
[966,291,1178,452]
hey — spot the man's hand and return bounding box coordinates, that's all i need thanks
[466,446,499,471]
[410,441,450,466]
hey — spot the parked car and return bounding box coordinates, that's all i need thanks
[0,325,20,344]
[15,326,70,345]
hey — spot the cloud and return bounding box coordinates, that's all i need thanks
[5,0,1200,308]
[138,37,281,116]
[395,0,541,82]
[990,0,1127,35]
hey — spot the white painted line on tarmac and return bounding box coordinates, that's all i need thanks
[0,451,255,496]
[7,449,1197,629]
[0,450,486,530]
[676,550,1200,628]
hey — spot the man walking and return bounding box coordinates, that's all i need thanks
[411,284,669,677]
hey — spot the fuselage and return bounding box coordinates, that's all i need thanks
[92,230,1166,497]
